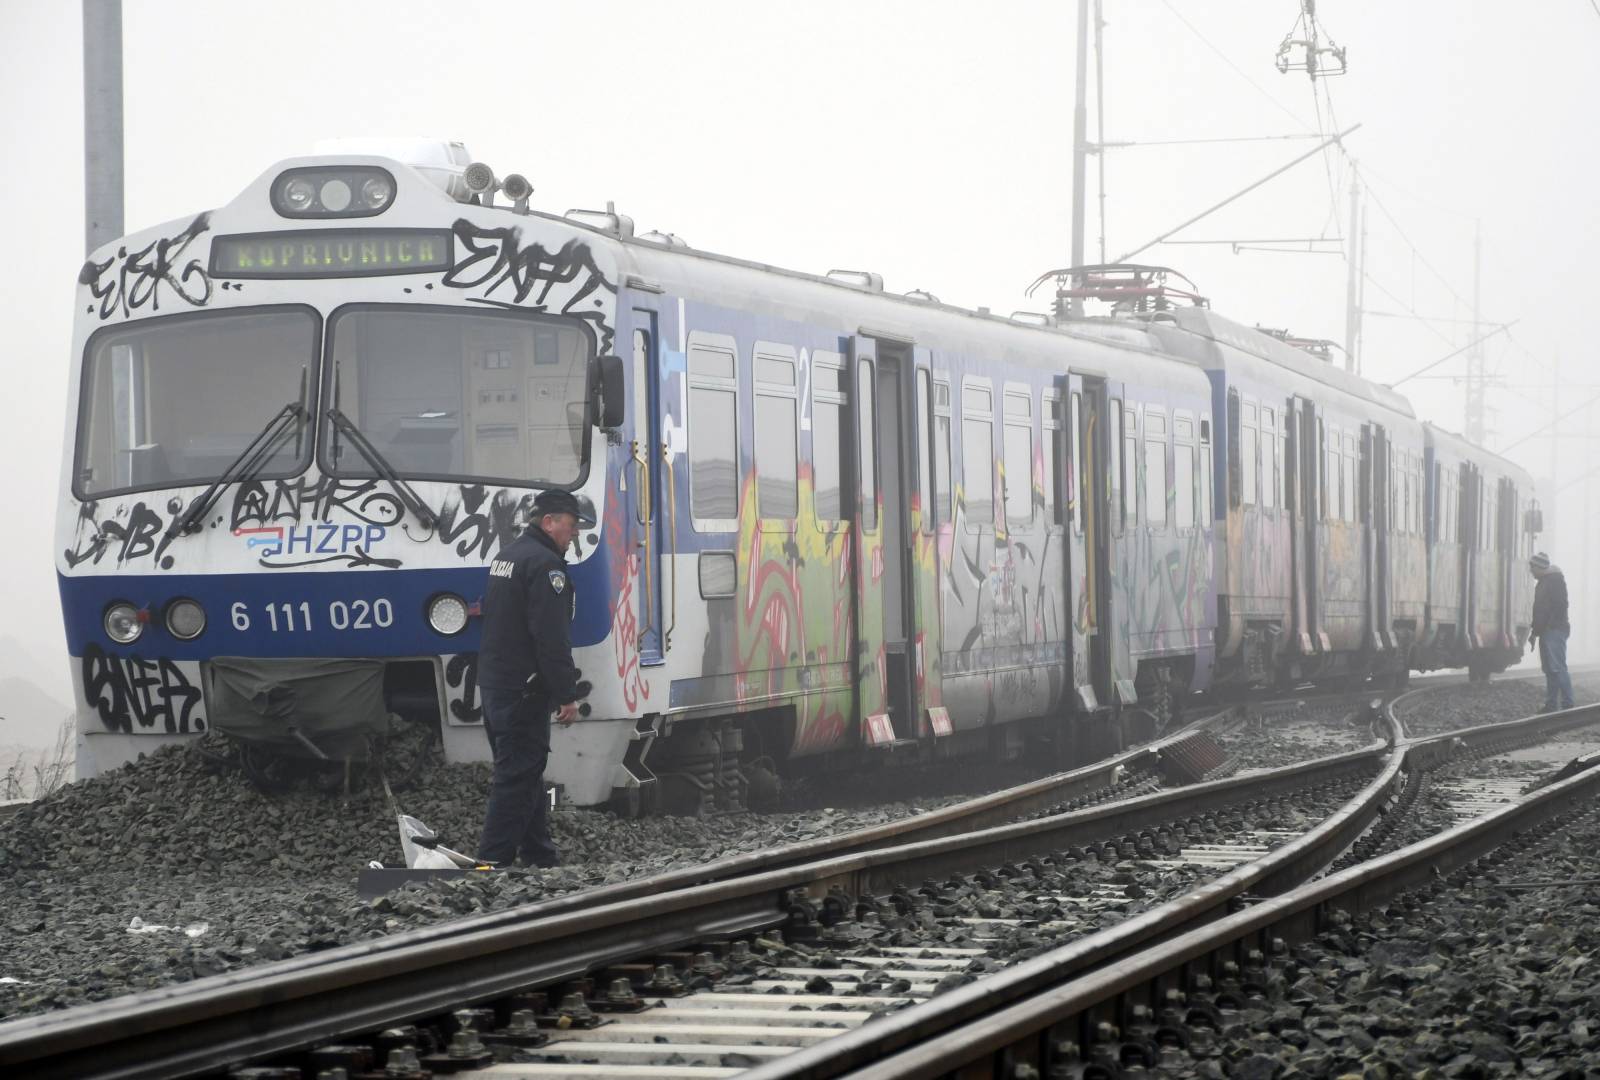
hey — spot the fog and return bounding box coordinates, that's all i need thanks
[2,0,1594,728]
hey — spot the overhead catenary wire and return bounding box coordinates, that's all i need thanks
[1384,320,1518,389]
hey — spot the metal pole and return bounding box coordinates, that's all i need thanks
[1465,220,1484,444]
[1069,0,1089,315]
[83,0,124,256]
[1092,0,1107,267]
[1550,352,1560,544]
[1343,173,1361,374]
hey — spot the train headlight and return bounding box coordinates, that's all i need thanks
[165,598,207,641]
[427,593,470,635]
[271,166,396,218]
[359,175,394,209]
[104,601,143,645]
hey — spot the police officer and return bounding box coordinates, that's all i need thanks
[475,489,592,867]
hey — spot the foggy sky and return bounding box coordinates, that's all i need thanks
[2,0,1593,711]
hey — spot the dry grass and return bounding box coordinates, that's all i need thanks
[1,717,73,801]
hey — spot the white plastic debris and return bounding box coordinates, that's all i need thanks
[397,813,478,870]
[125,917,209,937]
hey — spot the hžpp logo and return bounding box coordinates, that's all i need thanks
[235,524,387,564]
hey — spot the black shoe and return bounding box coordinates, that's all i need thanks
[517,853,562,869]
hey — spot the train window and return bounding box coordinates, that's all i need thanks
[1261,408,1276,510]
[1175,441,1195,529]
[812,352,847,522]
[1145,406,1168,528]
[753,348,798,521]
[934,377,952,525]
[1200,414,1213,525]
[1109,400,1123,535]
[917,370,934,533]
[1003,391,1033,526]
[1344,436,1358,521]
[688,338,741,526]
[1044,393,1063,528]
[962,380,994,531]
[1124,407,1139,528]
[858,360,878,530]
[1071,392,1085,535]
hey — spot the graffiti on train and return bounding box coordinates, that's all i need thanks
[80,213,213,321]
[64,478,553,570]
[441,220,617,352]
[81,644,205,734]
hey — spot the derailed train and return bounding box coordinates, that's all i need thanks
[57,143,1538,812]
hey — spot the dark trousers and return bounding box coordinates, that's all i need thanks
[1539,629,1576,711]
[477,685,560,866]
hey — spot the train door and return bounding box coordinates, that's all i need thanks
[1057,372,1111,711]
[1288,397,1319,656]
[1461,464,1480,649]
[1365,424,1392,653]
[629,309,665,665]
[849,335,917,744]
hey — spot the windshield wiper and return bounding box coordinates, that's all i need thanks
[327,365,439,529]
[166,369,309,542]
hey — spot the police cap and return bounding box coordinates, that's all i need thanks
[532,489,595,527]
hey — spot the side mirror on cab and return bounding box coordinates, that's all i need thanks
[1525,506,1544,535]
[592,354,625,429]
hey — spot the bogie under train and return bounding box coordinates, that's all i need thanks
[57,143,1538,812]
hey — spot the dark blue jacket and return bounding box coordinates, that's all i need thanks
[475,525,578,702]
[1532,570,1570,638]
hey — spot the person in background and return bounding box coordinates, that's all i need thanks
[1528,551,1574,713]
[474,489,592,868]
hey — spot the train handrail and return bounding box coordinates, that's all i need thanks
[663,439,678,652]
[631,439,655,642]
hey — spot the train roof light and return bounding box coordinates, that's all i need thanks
[311,137,473,200]
[271,165,395,218]
[501,173,533,214]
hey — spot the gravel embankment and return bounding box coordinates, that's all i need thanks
[1184,787,1600,1075]
[0,739,1036,1019]
[1397,676,1597,738]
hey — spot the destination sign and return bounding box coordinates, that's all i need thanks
[210,229,453,278]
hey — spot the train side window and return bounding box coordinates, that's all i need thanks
[1003,389,1034,526]
[687,335,740,529]
[934,377,952,525]
[753,346,798,521]
[1044,392,1063,528]
[1124,407,1139,528]
[1200,414,1213,525]
[857,359,878,530]
[1344,435,1358,521]
[811,351,846,521]
[1174,415,1195,530]
[1241,400,1258,507]
[916,369,934,534]
[1145,407,1168,529]
[1260,407,1276,510]
[1109,399,1124,535]
[962,381,994,531]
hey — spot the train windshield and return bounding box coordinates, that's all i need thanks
[323,305,593,489]
[74,307,319,498]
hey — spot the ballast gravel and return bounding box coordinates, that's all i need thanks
[0,738,1034,1019]
[1175,791,1600,1077]
[0,674,1575,1023]
[1396,675,1597,738]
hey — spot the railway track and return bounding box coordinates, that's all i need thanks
[0,679,1580,1078]
[0,698,1396,1079]
[821,701,1600,1080]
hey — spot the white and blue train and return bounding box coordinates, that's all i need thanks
[57,141,1539,812]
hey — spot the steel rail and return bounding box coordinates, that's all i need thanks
[0,734,1385,1078]
[759,701,1600,1080]
[842,712,1600,1079]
